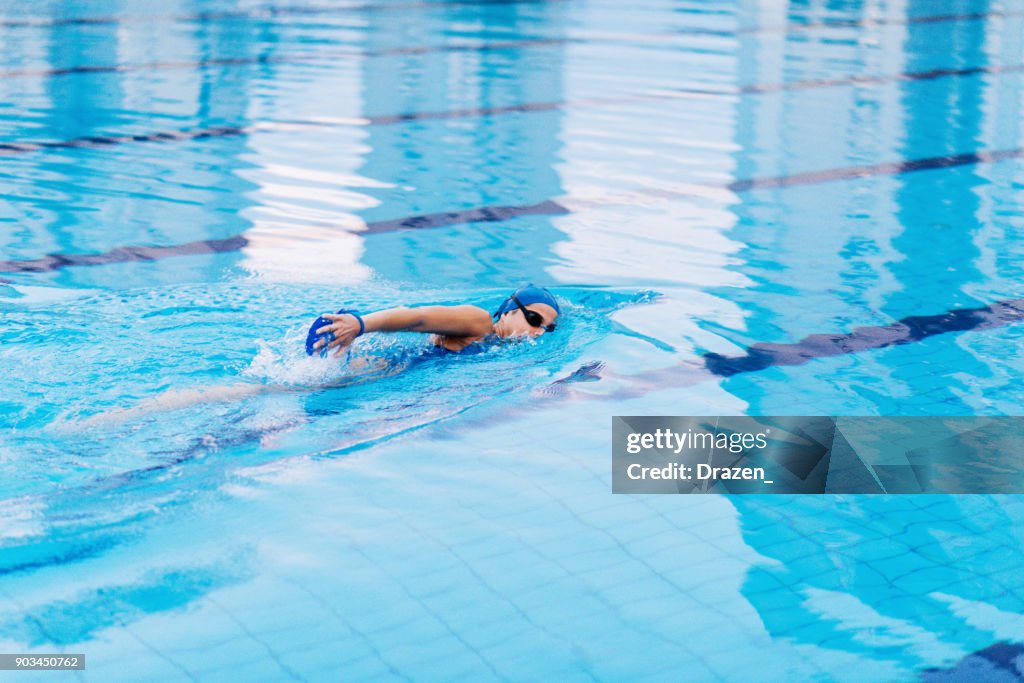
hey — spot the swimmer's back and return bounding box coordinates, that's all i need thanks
[429,334,496,355]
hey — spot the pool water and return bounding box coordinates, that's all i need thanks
[3,0,1024,680]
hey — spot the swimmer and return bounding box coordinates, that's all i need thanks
[310,284,560,358]
[59,285,561,430]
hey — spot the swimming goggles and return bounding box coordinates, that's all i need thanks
[510,295,556,332]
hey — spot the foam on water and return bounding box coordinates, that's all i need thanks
[244,326,415,387]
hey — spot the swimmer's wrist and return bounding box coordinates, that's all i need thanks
[350,312,365,337]
[360,312,375,334]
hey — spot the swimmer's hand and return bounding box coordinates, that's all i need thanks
[314,313,362,356]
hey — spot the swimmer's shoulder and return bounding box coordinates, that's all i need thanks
[429,305,493,351]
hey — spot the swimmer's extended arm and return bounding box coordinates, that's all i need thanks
[315,305,492,355]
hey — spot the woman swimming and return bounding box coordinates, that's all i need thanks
[63,285,560,430]
[309,284,560,358]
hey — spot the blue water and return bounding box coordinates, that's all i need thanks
[3,0,1024,680]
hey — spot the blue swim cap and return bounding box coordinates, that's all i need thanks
[493,284,561,319]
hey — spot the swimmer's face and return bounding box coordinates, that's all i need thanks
[495,302,558,339]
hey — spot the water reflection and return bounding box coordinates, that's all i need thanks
[356,1,570,287]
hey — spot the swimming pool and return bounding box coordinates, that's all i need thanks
[3,0,1024,679]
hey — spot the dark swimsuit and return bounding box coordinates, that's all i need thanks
[422,335,498,358]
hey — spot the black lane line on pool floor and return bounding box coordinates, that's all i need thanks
[2,143,1024,275]
[0,235,251,274]
[702,298,1024,377]
[0,37,578,80]
[0,58,1019,162]
[0,203,566,273]
[5,4,1024,81]
[7,28,1024,83]
[0,125,251,155]
[789,7,1023,31]
[3,57,1022,156]
[0,0,574,29]
[727,147,1024,192]
[0,93,661,157]
[0,2,1015,34]
[736,62,1018,95]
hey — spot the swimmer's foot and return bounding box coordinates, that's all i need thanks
[551,361,605,386]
